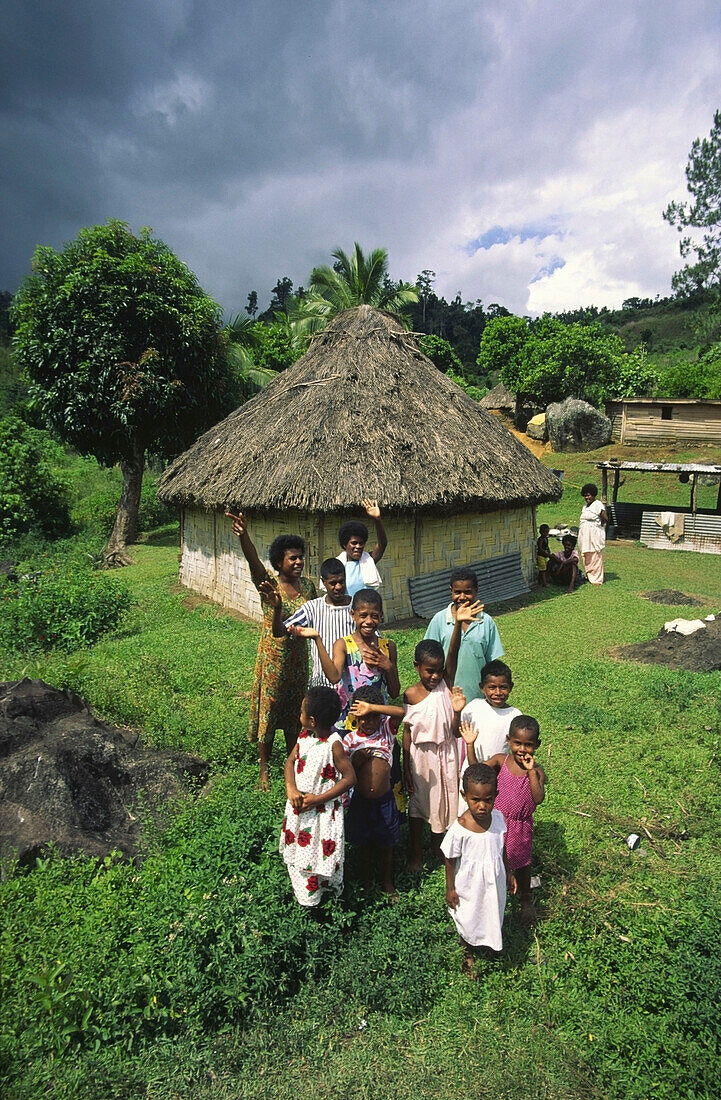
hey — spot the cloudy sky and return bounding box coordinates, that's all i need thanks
[2,1,720,317]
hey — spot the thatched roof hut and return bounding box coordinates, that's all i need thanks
[159,306,561,622]
[480,381,516,412]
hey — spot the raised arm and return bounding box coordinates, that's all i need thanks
[362,499,388,563]
[227,511,267,588]
[518,754,546,805]
[445,600,484,685]
[459,719,478,764]
[289,628,342,684]
[350,699,406,722]
[450,685,466,735]
[384,639,401,699]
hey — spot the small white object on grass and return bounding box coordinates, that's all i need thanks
[530,875,541,889]
[663,618,706,636]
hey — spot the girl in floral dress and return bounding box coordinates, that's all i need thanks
[229,512,316,789]
[280,687,356,906]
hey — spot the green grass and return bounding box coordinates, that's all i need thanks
[2,511,721,1098]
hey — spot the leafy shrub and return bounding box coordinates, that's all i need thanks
[0,415,72,545]
[446,369,488,402]
[73,479,175,539]
[0,566,131,653]
[418,333,464,373]
[656,345,721,399]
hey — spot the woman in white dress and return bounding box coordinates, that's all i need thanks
[578,483,608,585]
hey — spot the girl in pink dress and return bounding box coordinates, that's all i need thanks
[486,714,546,924]
[402,623,478,871]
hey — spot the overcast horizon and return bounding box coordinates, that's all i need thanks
[2,1,721,318]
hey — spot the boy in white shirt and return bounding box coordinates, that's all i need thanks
[457,660,520,811]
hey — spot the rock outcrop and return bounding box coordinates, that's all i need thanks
[0,679,208,865]
[546,398,612,452]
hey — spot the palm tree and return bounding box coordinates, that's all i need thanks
[224,314,277,399]
[307,243,418,322]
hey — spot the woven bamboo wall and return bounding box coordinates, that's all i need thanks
[178,505,536,623]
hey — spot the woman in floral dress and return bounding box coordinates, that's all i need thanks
[280,687,355,906]
[230,512,316,789]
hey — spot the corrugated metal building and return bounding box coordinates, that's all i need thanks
[604,398,721,445]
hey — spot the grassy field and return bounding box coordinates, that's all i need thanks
[1,446,721,1099]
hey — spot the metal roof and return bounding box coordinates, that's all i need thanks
[408,551,528,619]
[596,461,721,474]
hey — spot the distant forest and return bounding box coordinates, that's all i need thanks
[2,275,719,413]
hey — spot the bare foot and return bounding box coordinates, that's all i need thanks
[521,900,537,925]
[462,952,476,979]
[382,879,399,901]
[406,859,422,874]
[257,772,270,792]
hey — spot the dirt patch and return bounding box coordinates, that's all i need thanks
[641,590,703,606]
[612,617,721,672]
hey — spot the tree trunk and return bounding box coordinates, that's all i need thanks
[102,440,145,566]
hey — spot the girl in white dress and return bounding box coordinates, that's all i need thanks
[441,762,517,975]
[280,687,355,906]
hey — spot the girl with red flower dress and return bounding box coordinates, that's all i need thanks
[279,687,355,906]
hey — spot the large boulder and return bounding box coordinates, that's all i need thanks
[526,413,548,441]
[0,678,208,865]
[546,398,612,452]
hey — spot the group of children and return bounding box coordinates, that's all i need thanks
[536,524,582,592]
[231,504,547,972]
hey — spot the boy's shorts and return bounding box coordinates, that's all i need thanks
[346,788,400,847]
[537,555,548,571]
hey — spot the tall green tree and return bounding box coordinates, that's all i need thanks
[307,243,418,321]
[477,315,530,379]
[11,221,236,562]
[478,314,653,408]
[664,109,721,295]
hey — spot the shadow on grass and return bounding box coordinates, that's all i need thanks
[138,525,179,547]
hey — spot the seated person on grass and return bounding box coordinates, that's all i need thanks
[548,534,582,593]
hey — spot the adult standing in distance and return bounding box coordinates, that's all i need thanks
[578,484,608,585]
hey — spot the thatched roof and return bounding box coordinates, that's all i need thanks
[158,306,562,515]
[480,381,516,411]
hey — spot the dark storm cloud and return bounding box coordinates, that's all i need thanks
[2,1,721,313]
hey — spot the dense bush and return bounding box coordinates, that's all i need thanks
[656,346,721,398]
[418,333,464,374]
[0,780,352,1071]
[446,369,488,402]
[0,415,72,546]
[0,565,131,653]
[73,479,176,539]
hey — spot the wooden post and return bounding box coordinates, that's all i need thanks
[716,477,721,514]
[601,465,608,501]
[612,467,621,503]
[690,474,698,514]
